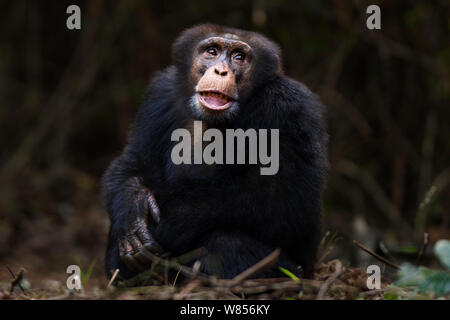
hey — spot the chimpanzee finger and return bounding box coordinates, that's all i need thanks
[127,231,153,266]
[148,193,161,224]
[134,248,154,266]
[143,241,163,256]
[122,253,146,272]
[128,233,143,253]
[119,238,134,256]
[119,238,145,272]
[136,225,163,254]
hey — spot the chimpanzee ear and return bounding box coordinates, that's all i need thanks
[248,34,283,86]
[171,28,194,68]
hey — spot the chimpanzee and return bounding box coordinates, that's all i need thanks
[102,24,327,281]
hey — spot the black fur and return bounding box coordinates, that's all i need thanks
[102,24,327,280]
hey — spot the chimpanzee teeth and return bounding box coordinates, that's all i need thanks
[200,92,231,101]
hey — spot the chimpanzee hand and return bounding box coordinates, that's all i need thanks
[119,191,164,272]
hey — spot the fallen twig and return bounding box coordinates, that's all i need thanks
[107,269,120,288]
[226,249,280,287]
[360,289,385,298]
[117,250,214,288]
[7,267,26,295]
[353,240,399,270]
[317,260,342,299]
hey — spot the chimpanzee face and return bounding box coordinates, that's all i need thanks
[189,35,254,121]
[172,25,282,122]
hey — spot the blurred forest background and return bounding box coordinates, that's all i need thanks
[0,0,449,288]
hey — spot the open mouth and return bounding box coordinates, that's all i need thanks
[197,91,234,111]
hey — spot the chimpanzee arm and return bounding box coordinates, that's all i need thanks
[102,147,163,272]
[103,67,181,272]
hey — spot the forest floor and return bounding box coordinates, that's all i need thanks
[0,259,386,300]
[1,202,448,300]
[1,250,446,300]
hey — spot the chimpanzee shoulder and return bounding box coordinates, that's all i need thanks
[131,66,178,136]
[125,67,184,168]
[248,75,326,136]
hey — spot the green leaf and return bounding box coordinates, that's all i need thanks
[383,293,399,300]
[399,246,419,254]
[279,267,300,283]
[81,259,97,286]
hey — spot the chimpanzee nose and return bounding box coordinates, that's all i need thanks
[214,64,228,77]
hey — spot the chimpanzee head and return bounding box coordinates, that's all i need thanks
[172,24,283,122]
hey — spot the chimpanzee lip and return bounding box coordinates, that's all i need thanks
[197,91,234,111]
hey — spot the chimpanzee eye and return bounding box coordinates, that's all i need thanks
[206,47,218,56]
[233,52,246,61]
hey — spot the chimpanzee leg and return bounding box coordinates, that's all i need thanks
[197,232,302,279]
